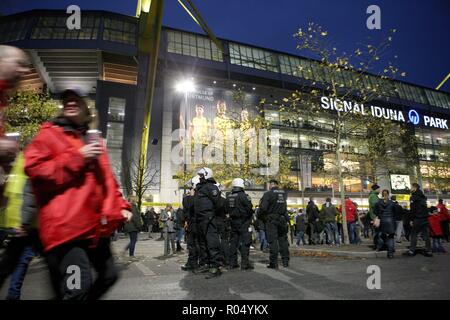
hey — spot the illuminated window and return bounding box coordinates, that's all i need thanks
[106,97,126,180]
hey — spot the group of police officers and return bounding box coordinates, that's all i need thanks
[180,167,290,279]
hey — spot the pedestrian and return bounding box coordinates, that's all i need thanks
[436,199,449,242]
[368,184,381,249]
[295,210,307,246]
[193,167,223,279]
[0,46,29,196]
[405,183,433,257]
[255,207,269,252]
[123,200,142,260]
[338,196,359,244]
[428,206,447,253]
[225,178,254,270]
[374,190,396,258]
[175,206,185,252]
[24,88,132,300]
[402,206,412,241]
[144,207,156,238]
[160,205,176,255]
[391,195,404,243]
[259,179,290,269]
[306,197,320,245]
[0,153,40,300]
[319,198,339,245]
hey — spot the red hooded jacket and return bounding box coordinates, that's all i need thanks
[24,121,130,252]
[338,199,358,223]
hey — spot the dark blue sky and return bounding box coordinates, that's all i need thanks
[1,0,449,93]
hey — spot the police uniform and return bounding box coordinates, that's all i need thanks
[259,187,290,267]
[215,195,231,267]
[182,194,206,270]
[225,187,254,269]
[194,178,223,271]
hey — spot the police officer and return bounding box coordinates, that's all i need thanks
[194,167,223,279]
[225,178,254,270]
[181,176,207,271]
[215,182,231,268]
[259,179,290,269]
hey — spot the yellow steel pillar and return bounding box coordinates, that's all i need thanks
[137,0,164,169]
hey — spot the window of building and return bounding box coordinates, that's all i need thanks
[31,14,100,40]
[0,17,29,42]
[229,43,278,72]
[167,30,223,62]
[106,97,126,181]
[103,17,136,45]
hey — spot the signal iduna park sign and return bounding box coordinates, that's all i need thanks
[320,96,449,130]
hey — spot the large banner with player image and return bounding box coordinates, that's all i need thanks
[171,86,280,180]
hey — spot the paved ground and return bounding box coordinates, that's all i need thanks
[1,233,449,300]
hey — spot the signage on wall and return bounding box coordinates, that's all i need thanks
[320,96,449,130]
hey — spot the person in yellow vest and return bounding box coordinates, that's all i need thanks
[0,152,40,299]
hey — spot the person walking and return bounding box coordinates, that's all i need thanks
[320,198,340,245]
[24,88,132,300]
[123,200,142,260]
[175,206,185,252]
[306,198,320,245]
[428,206,447,253]
[368,184,381,248]
[436,199,449,242]
[374,190,396,258]
[259,179,290,269]
[144,207,156,238]
[391,195,404,243]
[225,178,254,270]
[294,210,307,246]
[339,196,358,244]
[405,183,432,257]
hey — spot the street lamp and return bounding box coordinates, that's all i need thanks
[175,79,196,93]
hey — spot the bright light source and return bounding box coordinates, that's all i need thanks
[232,84,236,87]
[58,104,63,109]
[252,87,256,90]
[176,79,196,93]
[213,81,217,84]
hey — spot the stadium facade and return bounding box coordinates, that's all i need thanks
[1,9,450,207]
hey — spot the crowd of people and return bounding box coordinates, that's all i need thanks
[0,45,448,300]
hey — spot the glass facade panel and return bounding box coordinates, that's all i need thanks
[103,17,136,45]
[106,97,126,181]
[31,14,100,40]
[167,30,223,62]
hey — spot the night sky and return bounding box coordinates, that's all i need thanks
[1,0,449,93]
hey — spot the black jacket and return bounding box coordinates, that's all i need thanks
[182,194,195,222]
[410,189,428,220]
[259,187,288,221]
[295,214,307,232]
[306,201,319,223]
[374,199,396,234]
[194,178,221,220]
[392,201,404,221]
[225,187,253,221]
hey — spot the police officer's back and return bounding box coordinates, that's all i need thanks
[259,179,290,269]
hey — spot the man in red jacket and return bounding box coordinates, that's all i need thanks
[339,196,359,244]
[437,199,449,242]
[24,88,132,300]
